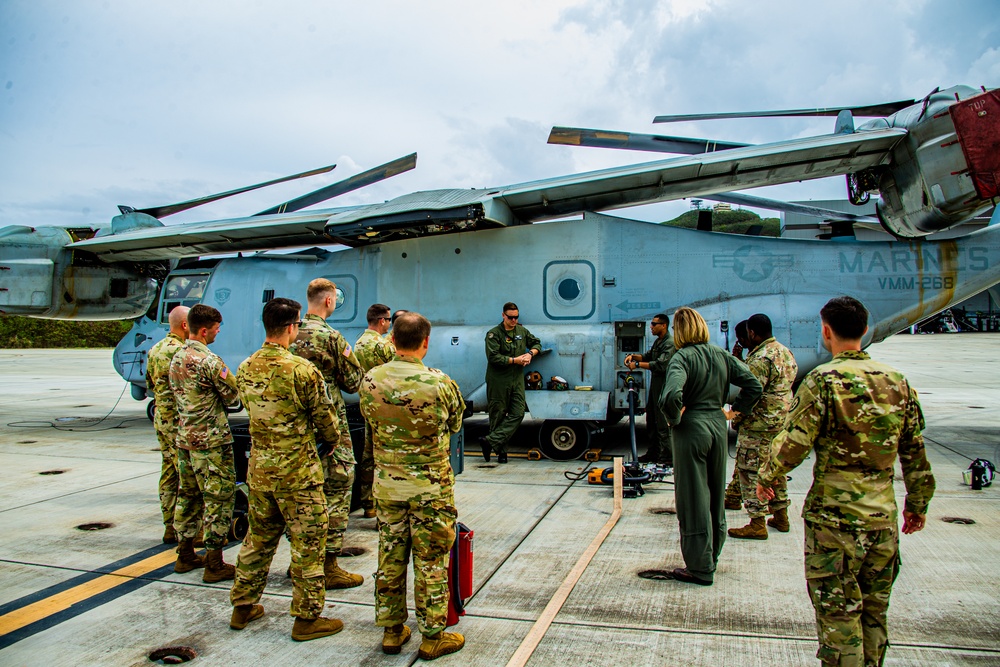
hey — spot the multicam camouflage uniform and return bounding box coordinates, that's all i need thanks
[169,340,240,550]
[146,332,186,531]
[289,313,363,554]
[359,355,465,637]
[758,350,935,667]
[354,328,396,513]
[231,342,340,619]
[732,336,797,518]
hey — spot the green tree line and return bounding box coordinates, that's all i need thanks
[0,316,133,348]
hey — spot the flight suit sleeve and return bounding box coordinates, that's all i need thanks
[645,340,674,374]
[485,328,509,368]
[727,355,763,415]
[525,327,541,354]
[897,385,935,516]
[758,373,822,487]
[301,366,341,444]
[660,354,688,424]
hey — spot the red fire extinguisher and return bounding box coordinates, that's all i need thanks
[446,522,473,626]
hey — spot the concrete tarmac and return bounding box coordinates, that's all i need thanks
[0,334,998,665]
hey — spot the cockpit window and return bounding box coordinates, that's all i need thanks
[160,273,210,323]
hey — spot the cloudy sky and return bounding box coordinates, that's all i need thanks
[1,0,997,232]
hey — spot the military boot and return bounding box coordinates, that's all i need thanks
[173,537,205,573]
[728,517,768,540]
[324,553,364,589]
[767,507,790,533]
[230,604,264,630]
[291,615,344,642]
[363,508,377,519]
[418,631,465,660]
[203,548,236,583]
[382,624,412,654]
[192,530,205,548]
[162,525,177,544]
[725,494,743,511]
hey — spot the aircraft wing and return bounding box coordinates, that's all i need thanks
[71,128,905,261]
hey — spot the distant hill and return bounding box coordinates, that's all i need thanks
[662,209,781,237]
[0,316,132,348]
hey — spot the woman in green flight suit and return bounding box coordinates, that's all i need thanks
[657,307,762,585]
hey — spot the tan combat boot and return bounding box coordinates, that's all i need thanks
[291,616,344,642]
[725,495,743,511]
[363,508,377,519]
[728,516,768,539]
[162,525,177,544]
[173,537,205,573]
[230,604,264,630]
[767,507,790,532]
[418,631,465,660]
[202,548,236,583]
[324,553,363,589]
[382,624,412,654]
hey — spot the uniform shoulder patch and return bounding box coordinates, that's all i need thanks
[487,332,494,339]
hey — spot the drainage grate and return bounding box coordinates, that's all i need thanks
[941,516,976,525]
[18,440,38,444]
[148,646,197,664]
[477,464,498,469]
[76,522,114,531]
[339,546,367,557]
[39,469,68,475]
[649,507,677,515]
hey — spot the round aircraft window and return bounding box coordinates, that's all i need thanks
[335,287,346,309]
[557,277,582,303]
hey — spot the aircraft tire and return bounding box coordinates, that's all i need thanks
[146,400,156,423]
[229,513,249,542]
[539,420,590,461]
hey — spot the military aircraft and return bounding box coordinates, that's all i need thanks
[1,83,999,460]
[550,85,1000,239]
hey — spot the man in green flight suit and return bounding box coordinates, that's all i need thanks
[481,302,540,464]
[354,303,396,519]
[757,296,935,667]
[289,278,365,589]
[229,298,344,642]
[625,313,675,465]
[145,305,189,544]
[359,311,467,660]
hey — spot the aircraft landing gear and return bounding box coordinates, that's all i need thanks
[146,399,156,422]
[539,420,590,461]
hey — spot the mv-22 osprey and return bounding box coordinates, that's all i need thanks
[1,84,998,460]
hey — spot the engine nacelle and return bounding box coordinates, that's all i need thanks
[873,86,998,238]
[0,224,160,320]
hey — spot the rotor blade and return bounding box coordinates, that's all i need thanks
[254,153,417,216]
[548,127,751,155]
[129,163,337,219]
[653,100,916,124]
[699,192,880,224]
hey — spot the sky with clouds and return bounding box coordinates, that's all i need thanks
[1,0,997,232]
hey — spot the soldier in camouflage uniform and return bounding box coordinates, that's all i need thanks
[354,303,395,519]
[727,313,797,539]
[725,320,751,510]
[481,302,541,463]
[289,278,365,589]
[758,296,935,667]
[229,298,345,642]
[359,312,466,660]
[169,304,241,582]
[145,305,189,544]
[625,313,676,465]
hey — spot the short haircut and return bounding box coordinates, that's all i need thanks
[390,309,408,327]
[392,311,431,350]
[652,313,669,326]
[366,303,391,325]
[735,319,749,345]
[821,296,868,340]
[747,313,773,339]
[306,278,337,305]
[503,302,518,313]
[262,297,301,337]
[188,304,222,334]
[672,307,710,348]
